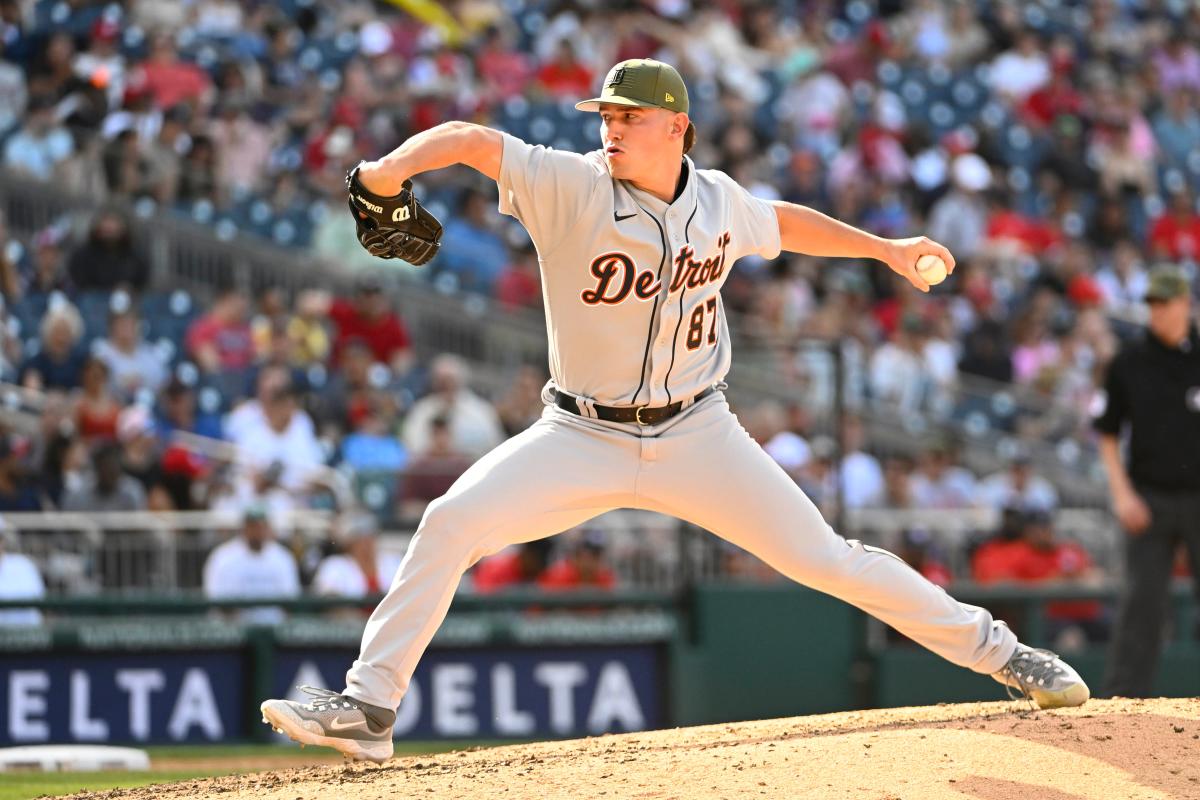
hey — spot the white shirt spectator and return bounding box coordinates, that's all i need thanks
[403,390,505,458]
[0,551,45,626]
[231,408,324,492]
[203,535,300,625]
[764,431,811,473]
[778,71,849,156]
[3,115,73,179]
[93,338,168,397]
[840,451,885,508]
[988,47,1050,101]
[923,336,960,411]
[869,341,926,412]
[0,59,26,136]
[1095,262,1149,315]
[975,468,1059,513]
[226,399,316,444]
[313,553,401,598]
[927,189,988,259]
[910,466,977,509]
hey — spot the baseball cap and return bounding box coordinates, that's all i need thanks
[576,59,695,152]
[243,502,269,523]
[576,59,689,114]
[1145,264,1190,302]
[1020,508,1054,528]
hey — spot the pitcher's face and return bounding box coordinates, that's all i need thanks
[599,104,686,180]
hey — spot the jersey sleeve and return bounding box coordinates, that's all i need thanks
[496,133,603,254]
[722,175,782,261]
[1091,353,1129,435]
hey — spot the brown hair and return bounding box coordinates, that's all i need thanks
[683,121,696,155]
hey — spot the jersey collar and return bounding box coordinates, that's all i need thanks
[612,156,697,219]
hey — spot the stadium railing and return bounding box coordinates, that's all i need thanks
[2,506,1122,599]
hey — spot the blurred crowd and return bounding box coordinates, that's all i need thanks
[1,0,1200,604]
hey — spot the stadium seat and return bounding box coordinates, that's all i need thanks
[142,290,198,344]
[76,291,114,344]
[355,470,401,527]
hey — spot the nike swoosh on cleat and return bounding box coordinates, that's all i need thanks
[329,717,368,731]
[614,212,637,222]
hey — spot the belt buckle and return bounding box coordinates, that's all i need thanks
[634,405,650,426]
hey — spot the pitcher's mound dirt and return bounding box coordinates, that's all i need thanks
[66,698,1200,800]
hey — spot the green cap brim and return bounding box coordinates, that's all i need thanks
[575,96,660,113]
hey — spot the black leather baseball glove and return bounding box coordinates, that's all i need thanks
[346,164,442,265]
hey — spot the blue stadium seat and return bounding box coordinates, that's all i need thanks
[10,293,49,340]
[142,290,198,345]
[76,291,114,345]
[355,470,400,527]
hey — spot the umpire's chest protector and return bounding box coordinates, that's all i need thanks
[497,133,781,408]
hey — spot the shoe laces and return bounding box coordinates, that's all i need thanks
[298,685,360,713]
[999,647,1063,709]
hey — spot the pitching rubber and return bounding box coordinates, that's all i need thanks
[259,700,394,764]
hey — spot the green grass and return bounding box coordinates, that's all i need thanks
[0,741,514,800]
[0,768,233,800]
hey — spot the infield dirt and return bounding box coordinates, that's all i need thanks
[61,697,1200,799]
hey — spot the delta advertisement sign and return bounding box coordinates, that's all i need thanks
[0,646,664,744]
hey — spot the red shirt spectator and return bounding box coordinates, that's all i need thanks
[919,561,953,588]
[75,357,121,442]
[132,32,212,109]
[1021,73,1084,128]
[473,541,553,593]
[973,513,1101,623]
[477,30,534,104]
[185,292,254,373]
[986,209,1063,254]
[1174,546,1193,578]
[971,536,1025,584]
[538,559,616,590]
[537,537,616,591]
[328,282,412,370]
[1008,539,1102,622]
[495,250,542,310]
[398,417,472,517]
[899,527,952,588]
[536,43,593,98]
[1149,193,1200,260]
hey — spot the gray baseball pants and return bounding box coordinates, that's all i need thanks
[345,392,1017,709]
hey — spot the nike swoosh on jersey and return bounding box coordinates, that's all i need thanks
[614,212,637,222]
[329,717,368,731]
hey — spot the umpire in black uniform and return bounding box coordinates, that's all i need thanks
[1093,264,1200,697]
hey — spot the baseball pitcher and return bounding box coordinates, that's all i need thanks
[262,60,1088,763]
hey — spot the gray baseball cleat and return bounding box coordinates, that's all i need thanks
[992,643,1090,709]
[260,686,396,763]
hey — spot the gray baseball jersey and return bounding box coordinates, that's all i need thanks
[496,133,780,407]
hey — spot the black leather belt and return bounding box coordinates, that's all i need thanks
[554,386,715,426]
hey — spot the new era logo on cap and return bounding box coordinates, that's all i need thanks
[665,92,675,103]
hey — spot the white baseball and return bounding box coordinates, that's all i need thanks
[915,254,948,286]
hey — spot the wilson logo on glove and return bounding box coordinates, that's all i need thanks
[355,195,384,214]
[345,163,443,266]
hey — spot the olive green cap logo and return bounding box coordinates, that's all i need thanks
[575,59,690,114]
